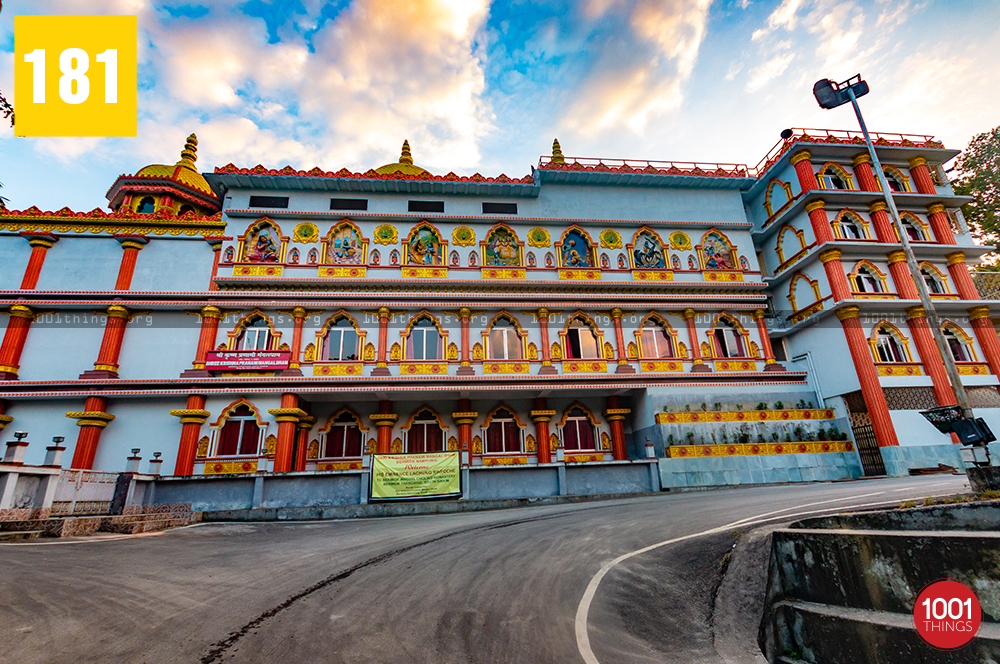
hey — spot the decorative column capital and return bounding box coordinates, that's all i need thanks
[537,307,550,319]
[65,411,116,428]
[0,413,13,430]
[886,250,907,264]
[682,308,697,321]
[451,411,478,426]
[169,408,210,425]
[200,305,224,320]
[267,407,308,423]
[106,305,130,319]
[804,200,826,213]
[927,203,946,215]
[790,151,812,166]
[908,156,928,168]
[604,408,631,422]
[529,410,556,423]
[945,251,967,266]
[291,306,308,319]
[818,248,843,264]
[114,234,149,250]
[369,413,398,427]
[867,200,887,213]
[7,304,35,320]
[905,306,927,320]
[835,306,861,321]
[378,307,391,318]
[852,153,872,167]
[21,232,59,248]
[751,309,766,321]
[968,306,993,321]
[297,415,317,430]
[611,307,623,319]
[459,307,471,319]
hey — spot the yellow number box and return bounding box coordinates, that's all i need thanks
[14,15,137,137]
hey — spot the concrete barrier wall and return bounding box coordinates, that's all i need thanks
[659,450,861,489]
[468,466,559,500]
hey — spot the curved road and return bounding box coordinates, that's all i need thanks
[0,475,969,663]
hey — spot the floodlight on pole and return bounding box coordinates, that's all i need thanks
[813,74,974,423]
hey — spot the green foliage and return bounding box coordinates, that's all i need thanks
[953,125,1000,263]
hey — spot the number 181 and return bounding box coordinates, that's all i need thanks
[23,48,118,105]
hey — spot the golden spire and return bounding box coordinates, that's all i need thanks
[176,133,198,171]
[399,140,413,165]
[551,138,565,164]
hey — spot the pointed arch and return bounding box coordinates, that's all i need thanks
[899,212,930,242]
[482,403,528,429]
[319,406,369,433]
[697,228,738,271]
[918,261,951,295]
[315,310,365,362]
[882,165,912,193]
[848,260,890,294]
[556,225,598,268]
[322,219,368,265]
[788,273,823,313]
[868,321,913,363]
[817,162,855,190]
[480,222,524,267]
[775,225,807,264]
[628,227,668,269]
[555,402,601,428]
[401,311,447,362]
[634,312,680,359]
[941,321,978,362]
[238,217,286,263]
[560,311,606,360]
[831,209,871,240]
[226,310,281,350]
[764,179,794,217]
[210,397,266,427]
[706,312,751,359]
[403,221,447,266]
[483,311,526,360]
[400,405,447,431]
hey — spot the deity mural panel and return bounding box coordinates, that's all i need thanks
[632,230,666,269]
[701,231,735,270]
[560,228,594,268]
[244,224,280,263]
[406,226,444,266]
[484,226,521,267]
[327,223,365,264]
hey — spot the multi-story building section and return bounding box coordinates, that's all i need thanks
[1,129,997,503]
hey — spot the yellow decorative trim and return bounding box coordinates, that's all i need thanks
[958,363,991,375]
[65,411,116,425]
[599,229,622,249]
[482,456,528,466]
[562,360,608,373]
[267,407,307,423]
[169,409,210,424]
[566,454,605,463]
[92,363,118,372]
[704,271,744,282]
[312,363,364,376]
[481,268,526,279]
[402,267,448,278]
[789,151,812,166]
[905,306,927,320]
[232,265,283,277]
[853,293,895,300]
[876,363,923,376]
[400,362,449,375]
[632,270,674,281]
[0,220,226,237]
[315,461,363,471]
[851,153,872,166]
[369,413,398,425]
[292,222,319,243]
[656,408,835,425]
[373,224,398,244]
[818,249,842,264]
[868,201,887,213]
[203,458,258,475]
[885,251,907,264]
[482,362,529,374]
[715,360,758,371]
[968,306,992,321]
[318,266,366,278]
[640,360,684,372]
[452,226,476,246]
[804,200,826,213]
[559,269,602,280]
[930,294,960,301]
[927,203,946,214]
[530,410,556,422]
[527,228,550,247]
[118,240,146,251]
[666,440,853,458]
[7,305,35,320]
[669,231,692,251]
[788,300,824,325]
[945,252,966,266]
[908,156,928,168]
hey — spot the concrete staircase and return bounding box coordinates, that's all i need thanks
[0,504,201,539]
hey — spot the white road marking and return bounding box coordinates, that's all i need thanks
[574,487,962,664]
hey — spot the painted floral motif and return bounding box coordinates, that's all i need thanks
[452,226,475,246]
[632,230,666,268]
[373,224,398,245]
[407,226,444,266]
[560,228,593,268]
[327,223,364,264]
[600,229,622,249]
[245,224,279,262]
[484,226,520,266]
[702,232,734,270]
[528,228,550,247]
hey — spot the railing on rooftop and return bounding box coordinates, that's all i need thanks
[537,156,751,178]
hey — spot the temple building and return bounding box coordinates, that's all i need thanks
[0,127,997,504]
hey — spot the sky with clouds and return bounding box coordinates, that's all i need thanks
[2,0,998,211]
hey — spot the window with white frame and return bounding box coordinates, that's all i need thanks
[839,214,868,239]
[563,408,597,451]
[485,408,521,453]
[921,268,946,294]
[488,318,522,360]
[407,409,443,453]
[323,317,359,361]
[239,317,272,350]
[640,321,674,359]
[901,217,926,241]
[943,328,972,362]
[853,266,884,293]
[874,326,907,363]
[410,318,440,361]
[712,319,745,358]
[820,165,851,190]
[566,318,600,359]
[325,411,362,458]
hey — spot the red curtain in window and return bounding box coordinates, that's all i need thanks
[503,421,520,452]
[239,421,259,455]
[577,421,595,450]
[218,422,240,456]
[327,428,345,457]
[427,424,443,452]
[486,422,504,453]
[564,422,580,451]
[344,426,362,456]
[410,424,426,453]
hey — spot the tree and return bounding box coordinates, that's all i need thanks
[953,125,1000,266]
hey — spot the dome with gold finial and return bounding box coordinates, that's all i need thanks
[106,133,221,215]
[374,140,432,177]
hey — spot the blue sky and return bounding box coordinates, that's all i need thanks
[2,0,999,211]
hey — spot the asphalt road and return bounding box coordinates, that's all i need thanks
[0,474,970,663]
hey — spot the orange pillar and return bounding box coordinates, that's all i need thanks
[285,306,306,376]
[867,201,898,244]
[371,400,397,454]
[836,306,899,447]
[294,415,315,471]
[538,307,557,375]
[531,397,554,464]
[604,395,629,460]
[969,307,1000,377]
[945,252,980,300]
[886,251,918,299]
[452,398,477,465]
[805,200,834,244]
[926,203,956,245]
[68,396,114,469]
[457,307,474,375]
[80,305,130,379]
[0,305,35,380]
[113,235,148,290]
[373,307,391,376]
[905,307,956,407]
[852,153,879,191]
[790,150,819,191]
[171,395,209,476]
[610,308,633,374]
[683,308,710,371]
[908,156,937,194]
[19,234,58,289]
[270,393,301,473]
[753,309,784,371]
[182,305,223,377]
[819,249,852,302]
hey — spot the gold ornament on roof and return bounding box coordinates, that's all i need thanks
[551,139,565,164]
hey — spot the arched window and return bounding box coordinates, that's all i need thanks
[901,215,926,241]
[712,318,745,358]
[136,197,156,214]
[407,409,443,453]
[566,317,600,359]
[819,164,853,190]
[238,317,272,350]
[835,212,869,239]
[764,180,793,217]
[323,318,359,361]
[217,405,260,456]
[883,167,910,192]
[488,317,522,360]
[640,320,674,359]
[486,408,521,453]
[853,266,884,293]
[563,407,596,451]
[409,317,440,361]
[325,411,362,458]
[874,325,907,363]
[921,267,945,294]
[943,327,972,362]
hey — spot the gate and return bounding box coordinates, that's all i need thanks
[850,422,886,476]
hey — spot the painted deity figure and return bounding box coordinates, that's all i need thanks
[328,225,363,264]
[246,226,279,262]
[702,233,733,270]
[485,228,520,266]
[408,227,442,265]
[560,229,592,268]
[632,232,665,269]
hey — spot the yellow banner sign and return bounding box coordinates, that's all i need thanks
[370,452,461,500]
